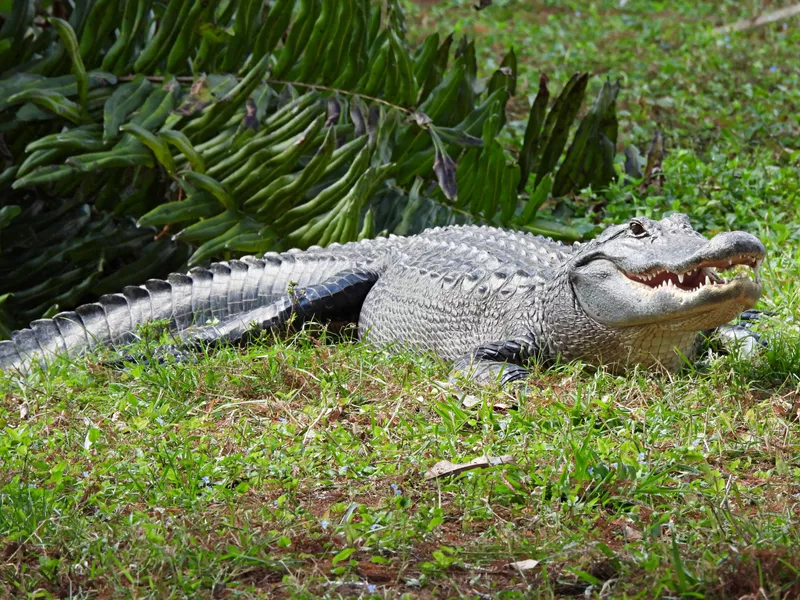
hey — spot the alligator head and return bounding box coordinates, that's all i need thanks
[569,213,765,332]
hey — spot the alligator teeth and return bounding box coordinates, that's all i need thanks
[628,256,762,293]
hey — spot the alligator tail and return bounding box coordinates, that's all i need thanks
[0,245,382,376]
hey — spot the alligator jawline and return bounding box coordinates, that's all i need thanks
[623,256,762,293]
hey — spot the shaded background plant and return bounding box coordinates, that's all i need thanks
[0,0,634,335]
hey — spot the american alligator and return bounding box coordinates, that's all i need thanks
[0,214,766,383]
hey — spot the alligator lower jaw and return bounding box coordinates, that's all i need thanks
[622,255,763,294]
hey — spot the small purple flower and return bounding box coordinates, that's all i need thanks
[202,476,210,485]
[156,416,164,426]
[370,523,380,531]
[769,66,777,73]
[367,584,377,593]
[321,520,330,530]
[390,483,402,495]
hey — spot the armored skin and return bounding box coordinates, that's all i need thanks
[0,214,766,383]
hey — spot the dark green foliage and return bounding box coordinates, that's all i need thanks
[0,198,190,338]
[0,0,624,335]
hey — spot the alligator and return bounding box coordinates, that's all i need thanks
[0,214,766,383]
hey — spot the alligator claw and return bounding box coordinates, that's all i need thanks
[701,308,771,359]
[100,345,196,371]
[736,309,775,326]
[708,323,767,359]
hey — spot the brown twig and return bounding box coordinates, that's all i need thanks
[712,4,800,35]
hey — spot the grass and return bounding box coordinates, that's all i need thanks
[2,0,800,597]
[2,322,800,597]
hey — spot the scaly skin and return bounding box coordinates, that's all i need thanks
[0,214,766,382]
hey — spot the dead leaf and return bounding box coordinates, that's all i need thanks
[788,394,800,423]
[424,454,515,480]
[410,111,432,128]
[462,395,481,408]
[462,395,511,410]
[19,402,29,420]
[325,406,343,423]
[640,129,664,193]
[508,559,540,571]
[623,525,643,541]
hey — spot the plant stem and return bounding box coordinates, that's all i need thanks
[117,75,414,115]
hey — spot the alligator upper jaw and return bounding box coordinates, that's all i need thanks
[621,254,763,294]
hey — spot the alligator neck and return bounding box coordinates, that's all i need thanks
[537,274,699,372]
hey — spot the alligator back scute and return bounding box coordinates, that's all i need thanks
[226,261,249,317]
[0,339,20,369]
[187,267,213,324]
[257,254,282,302]
[167,274,194,331]
[209,263,232,320]
[10,329,43,367]
[272,253,296,298]
[123,286,153,330]
[30,318,67,356]
[240,257,266,312]
[54,311,89,357]
[97,293,134,344]
[138,280,166,325]
[75,303,112,347]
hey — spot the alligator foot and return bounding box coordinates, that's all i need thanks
[100,345,196,371]
[450,357,530,387]
[705,309,771,358]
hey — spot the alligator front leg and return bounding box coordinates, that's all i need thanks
[451,337,545,387]
[703,309,769,358]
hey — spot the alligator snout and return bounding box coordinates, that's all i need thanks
[679,230,766,273]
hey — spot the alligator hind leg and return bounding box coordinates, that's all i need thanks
[185,268,379,347]
[104,268,380,369]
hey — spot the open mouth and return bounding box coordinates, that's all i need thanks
[623,255,762,292]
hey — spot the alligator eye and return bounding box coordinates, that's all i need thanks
[629,220,647,236]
